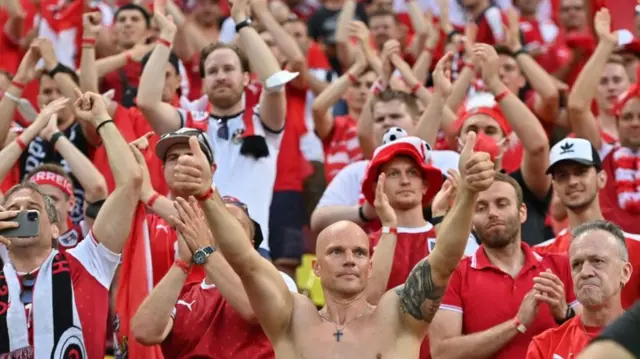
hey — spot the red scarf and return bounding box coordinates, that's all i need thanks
[612,146,640,213]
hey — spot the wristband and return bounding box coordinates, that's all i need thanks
[157,38,172,48]
[431,215,445,225]
[514,318,527,333]
[358,205,373,222]
[424,45,435,53]
[81,38,96,47]
[446,30,461,42]
[381,226,397,235]
[513,47,528,57]
[195,187,214,201]
[15,137,27,150]
[174,259,191,274]
[49,132,64,148]
[555,305,576,325]
[145,193,160,208]
[95,119,114,134]
[11,80,25,90]
[347,72,357,84]
[495,90,509,102]
[48,62,67,78]
[235,18,252,32]
[410,83,422,94]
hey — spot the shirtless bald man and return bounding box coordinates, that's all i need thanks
[171,132,495,358]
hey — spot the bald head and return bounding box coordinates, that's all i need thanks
[316,221,370,255]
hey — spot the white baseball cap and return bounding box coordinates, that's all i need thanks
[547,138,602,174]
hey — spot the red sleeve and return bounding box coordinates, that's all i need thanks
[525,335,547,359]
[439,266,463,312]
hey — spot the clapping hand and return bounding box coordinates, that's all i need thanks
[35,98,69,130]
[432,51,453,97]
[473,44,500,89]
[171,197,215,254]
[516,290,539,328]
[13,47,41,85]
[73,88,109,126]
[594,8,617,45]
[373,173,397,228]
[83,12,103,39]
[154,0,177,40]
[458,132,496,193]
[39,113,61,142]
[533,269,569,321]
[173,137,213,197]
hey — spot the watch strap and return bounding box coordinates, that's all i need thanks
[48,62,67,78]
[514,318,527,333]
[235,18,252,33]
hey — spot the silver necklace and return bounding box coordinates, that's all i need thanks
[318,306,371,342]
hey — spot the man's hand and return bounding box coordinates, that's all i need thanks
[533,269,568,321]
[130,144,154,198]
[348,21,369,44]
[473,44,500,89]
[39,113,61,141]
[32,38,57,72]
[458,132,496,193]
[34,97,69,128]
[13,48,41,84]
[73,89,110,126]
[250,0,268,15]
[381,39,401,83]
[432,51,453,97]
[230,0,251,22]
[129,43,156,62]
[130,131,154,151]
[171,197,214,253]
[516,290,539,328]
[374,173,397,227]
[0,207,20,247]
[503,8,522,53]
[173,137,213,197]
[594,8,617,45]
[431,169,460,216]
[154,0,177,40]
[83,12,103,39]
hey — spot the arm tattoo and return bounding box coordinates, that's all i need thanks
[395,258,445,322]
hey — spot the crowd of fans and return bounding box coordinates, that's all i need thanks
[0,0,640,357]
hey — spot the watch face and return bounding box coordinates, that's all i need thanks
[193,250,206,265]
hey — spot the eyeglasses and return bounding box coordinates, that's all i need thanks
[20,274,35,305]
[217,119,230,140]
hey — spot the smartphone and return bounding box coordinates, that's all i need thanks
[0,211,40,238]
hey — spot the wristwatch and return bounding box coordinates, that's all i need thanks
[192,246,216,265]
[235,18,252,33]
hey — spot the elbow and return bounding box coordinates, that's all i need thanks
[131,317,165,345]
[86,180,109,203]
[566,94,586,115]
[135,93,155,111]
[430,341,454,359]
[310,207,328,233]
[238,309,259,325]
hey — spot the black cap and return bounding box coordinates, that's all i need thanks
[221,196,264,250]
[155,128,215,165]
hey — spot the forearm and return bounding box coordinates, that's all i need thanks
[142,191,177,221]
[79,44,99,93]
[406,0,427,37]
[366,232,397,305]
[99,121,141,187]
[516,53,557,102]
[489,82,547,154]
[334,0,356,44]
[203,251,255,321]
[235,27,281,83]
[568,41,616,111]
[95,52,128,79]
[55,137,108,200]
[432,319,519,359]
[0,142,24,184]
[0,85,23,148]
[307,72,328,96]
[259,12,305,63]
[412,50,434,85]
[311,205,369,233]
[51,72,79,104]
[132,266,186,344]
[357,90,376,158]
[413,92,445,147]
[446,67,474,111]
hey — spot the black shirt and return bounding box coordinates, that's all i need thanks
[307,4,368,45]
[509,169,553,245]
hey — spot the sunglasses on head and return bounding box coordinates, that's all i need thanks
[222,196,249,213]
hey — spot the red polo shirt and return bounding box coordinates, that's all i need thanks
[525,315,601,359]
[440,242,578,359]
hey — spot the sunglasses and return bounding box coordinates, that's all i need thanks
[20,274,35,305]
[222,196,249,213]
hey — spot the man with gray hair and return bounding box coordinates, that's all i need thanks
[526,220,633,359]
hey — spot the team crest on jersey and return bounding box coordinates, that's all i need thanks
[231,128,245,144]
[192,111,210,122]
[428,238,436,252]
[58,230,79,248]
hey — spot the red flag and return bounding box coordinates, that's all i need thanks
[114,203,164,358]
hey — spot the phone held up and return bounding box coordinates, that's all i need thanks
[0,210,40,238]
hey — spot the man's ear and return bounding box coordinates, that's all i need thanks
[51,222,61,240]
[312,259,320,277]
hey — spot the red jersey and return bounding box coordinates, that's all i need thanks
[440,243,577,359]
[474,6,508,45]
[147,213,204,286]
[535,228,640,309]
[162,281,275,359]
[323,115,363,183]
[526,315,602,359]
[369,223,436,359]
[101,61,143,105]
[273,83,311,192]
[519,16,564,73]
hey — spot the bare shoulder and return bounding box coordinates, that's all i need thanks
[394,257,446,324]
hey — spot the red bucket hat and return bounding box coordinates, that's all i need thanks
[453,92,512,136]
[361,134,444,206]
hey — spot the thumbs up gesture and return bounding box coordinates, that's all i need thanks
[173,136,214,197]
[459,132,496,193]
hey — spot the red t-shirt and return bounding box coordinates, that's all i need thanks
[369,224,436,359]
[101,61,143,105]
[273,83,311,192]
[474,6,508,46]
[162,282,274,359]
[534,228,640,309]
[441,243,577,359]
[147,213,204,286]
[526,315,601,359]
[323,115,363,183]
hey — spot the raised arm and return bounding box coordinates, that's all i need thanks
[567,9,618,150]
[174,137,294,342]
[475,44,550,199]
[74,90,142,253]
[231,0,287,131]
[391,132,495,329]
[334,0,358,71]
[136,1,182,135]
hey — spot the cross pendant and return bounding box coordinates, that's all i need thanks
[333,328,343,342]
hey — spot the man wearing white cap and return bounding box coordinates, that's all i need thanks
[535,137,640,309]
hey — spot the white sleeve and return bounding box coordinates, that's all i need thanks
[67,231,121,289]
[279,272,298,292]
[219,18,236,44]
[316,162,366,207]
